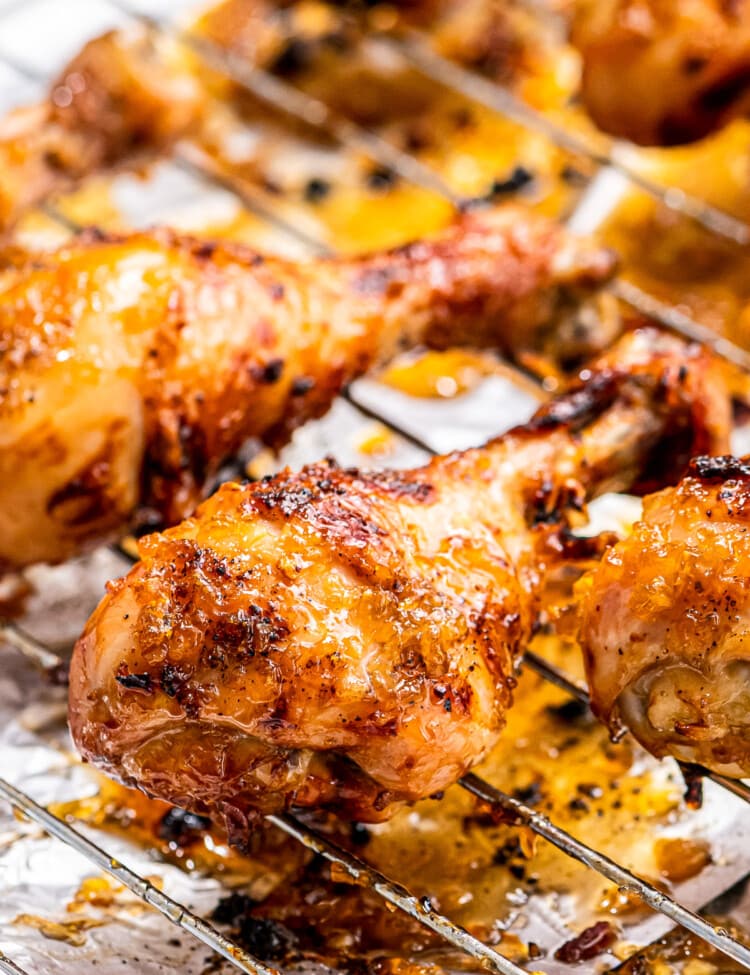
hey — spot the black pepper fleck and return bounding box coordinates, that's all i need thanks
[115,669,153,692]
[488,165,534,198]
[366,165,397,191]
[304,177,331,203]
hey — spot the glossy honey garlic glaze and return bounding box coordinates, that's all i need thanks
[0,205,615,570]
[69,329,729,830]
[580,454,750,777]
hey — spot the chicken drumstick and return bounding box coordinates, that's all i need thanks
[580,453,750,777]
[0,28,201,234]
[0,205,615,570]
[572,0,750,145]
[69,328,728,832]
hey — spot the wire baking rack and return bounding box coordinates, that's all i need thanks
[2,1,750,973]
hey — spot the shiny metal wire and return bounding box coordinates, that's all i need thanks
[11,0,750,369]
[0,952,33,975]
[108,0,463,207]
[0,777,279,975]
[459,774,750,968]
[2,0,750,970]
[0,620,68,674]
[268,813,527,975]
[0,631,527,975]
[121,0,750,247]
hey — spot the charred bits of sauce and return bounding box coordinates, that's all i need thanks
[554,920,618,963]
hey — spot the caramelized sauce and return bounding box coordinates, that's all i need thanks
[654,837,712,883]
[13,5,749,970]
[13,913,106,946]
[67,875,126,911]
[598,883,654,918]
[619,916,750,975]
[51,777,308,893]
[356,422,397,457]
[67,873,162,915]
[380,350,497,400]
[355,631,685,939]
[168,2,594,255]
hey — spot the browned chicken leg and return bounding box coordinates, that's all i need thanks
[579,454,750,777]
[69,328,729,830]
[0,27,202,234]
[199,0,528,70]
[0,205,616,571]
[572,0,750,145]
[200,0,553,105]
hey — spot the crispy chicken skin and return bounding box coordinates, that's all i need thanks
[69,329,729,829]
[0,205,616,571]
[572,0,750,145]
[580,455,750,777]
[0,29,201,233]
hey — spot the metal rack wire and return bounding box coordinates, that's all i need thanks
[2,1,750,972]
[0,951,32,975]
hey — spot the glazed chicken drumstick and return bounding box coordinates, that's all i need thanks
[580,454,750,778]
[69,328,729,831]
[572,0,750,145]
[0,205,616,571]
[200,0,555,118]
[0,27,201,234]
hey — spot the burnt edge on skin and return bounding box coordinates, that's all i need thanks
[523,352,694,438]
[524,373,621,435]
[688,455,750,482]
[247,460,436,520]
[507,346,722,506]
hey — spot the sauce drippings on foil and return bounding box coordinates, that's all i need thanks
[356,422,398,457]
[380,351,497,400]
[51,630,715,971]
[12,913,106,947]
[618,916,750,975]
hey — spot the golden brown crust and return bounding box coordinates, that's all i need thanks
[572,0,750,145]
[69,328,729,828]
[580,452,750,776]
[0,29,201,233]
[0,205,616,570]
